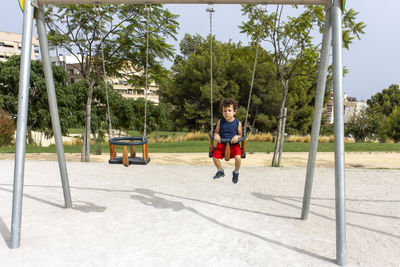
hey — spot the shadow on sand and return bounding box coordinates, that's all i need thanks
[130,188,335,265]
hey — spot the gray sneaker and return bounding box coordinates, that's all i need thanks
[213,170,225,179]
[232,171,239,184]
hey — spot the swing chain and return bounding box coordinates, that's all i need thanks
[143,3,151,140]
[95,3,113,138]
[244,5,266,136]
[207,4,214,134]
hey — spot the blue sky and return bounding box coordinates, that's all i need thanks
[2,1,400,101]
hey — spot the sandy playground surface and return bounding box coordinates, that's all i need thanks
[0,153,399,266]
[1,151,400,169]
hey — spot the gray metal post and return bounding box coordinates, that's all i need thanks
[36,6,72,208]
[10,0,35,249]
[331,0,346,265]
[301,6,332,220]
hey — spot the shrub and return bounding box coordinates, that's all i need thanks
[0,110,15,147]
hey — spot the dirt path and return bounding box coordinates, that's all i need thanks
[1,151,399,169]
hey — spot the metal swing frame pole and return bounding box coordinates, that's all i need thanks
[301,5,332,220]
[36,5,72,208]
[331,0,346,265]
[10,0,35,249]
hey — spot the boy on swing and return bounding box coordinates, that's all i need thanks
[212,98,242,184]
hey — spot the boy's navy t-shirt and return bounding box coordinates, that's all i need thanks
[219,117,239,140]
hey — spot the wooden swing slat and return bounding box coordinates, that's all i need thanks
[224,144,230,161]
[109,143,114,160]
[142,144,147,160]
[130,145,136,157]
[122,145,129,167]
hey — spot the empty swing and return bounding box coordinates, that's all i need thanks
[108,4,151,167]
[207,4,263,161]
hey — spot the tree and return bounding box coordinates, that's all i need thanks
[384,106,400,142]
[45,4,178,162]
[0,110,15,146]
[162,34,279,132]
[345,107,384,142]
[367,84,400,117]
[0,55,75,143]
[240,5,366,166]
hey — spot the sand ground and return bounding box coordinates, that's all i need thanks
[0,158,399,266]
[0,151,399,169]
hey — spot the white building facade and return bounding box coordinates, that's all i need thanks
[0,31,39,62]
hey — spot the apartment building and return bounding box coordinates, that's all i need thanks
[0,31,39,61]
[323,91,367,124]
[50,54,159,104]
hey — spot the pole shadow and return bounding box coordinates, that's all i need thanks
[252,192,400,239]
[0,216,10,248]
[130,188,335,265]
[0,186,106,213]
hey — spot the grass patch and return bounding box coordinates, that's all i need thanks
[1,141,400,154]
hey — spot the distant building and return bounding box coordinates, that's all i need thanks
[323,91,367,124]
[50,54,159,104]
[0,31,39,62]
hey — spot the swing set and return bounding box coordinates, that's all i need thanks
[100,4,152,167]
[11,0,348,266]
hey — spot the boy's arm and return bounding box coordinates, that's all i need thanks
[237,121,243,137]
[214,120,221,142]
[231,121,243,144]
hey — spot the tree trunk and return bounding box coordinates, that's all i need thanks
[251,105,259,133]
[272,79,289,167]
[27,125,33,145]
[81,82,95,162]
[278,107,287,166]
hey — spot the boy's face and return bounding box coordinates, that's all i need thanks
[222,104,236,121]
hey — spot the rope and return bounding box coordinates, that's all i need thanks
[95,4,113,138]
[206,4,215,133]
[143,3,151,139]
[243,5,266,137]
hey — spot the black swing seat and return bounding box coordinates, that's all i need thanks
[208,133,247,159]
[109,156,150,165]
[108,136,150,166]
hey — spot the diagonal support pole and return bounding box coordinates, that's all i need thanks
[301,5,332,220]
[36,5,72,208]
[10,0,35,249]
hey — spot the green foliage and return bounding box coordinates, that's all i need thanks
[162,34,280,132]
[320,124,334,136]
[45,4,178,159]
[367,84,400,117]
[384,106,400,142]
[0,56,75,142]
[345,108,385,142]
[0,110,15,146]
[68,80,172,136]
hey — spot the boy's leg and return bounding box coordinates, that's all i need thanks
[212,157,225,179]
[213,157,222,170]
[232,155,241,184]
[234,155,241,172]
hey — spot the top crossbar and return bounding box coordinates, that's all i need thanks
[37,0,328,5]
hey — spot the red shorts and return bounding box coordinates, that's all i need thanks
[212,143,242,159]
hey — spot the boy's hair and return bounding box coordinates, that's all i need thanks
[219,98,237,112]
[220,98,238,112]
